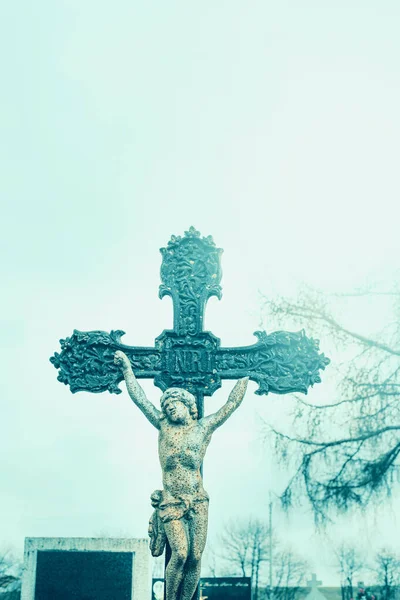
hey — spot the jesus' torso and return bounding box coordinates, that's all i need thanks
[158,419,212,497]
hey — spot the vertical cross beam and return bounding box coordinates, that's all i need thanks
[156,227,223,419]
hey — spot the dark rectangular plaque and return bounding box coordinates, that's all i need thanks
[35,550,133,600]
[201,578,251,600]
[152,577,251,600]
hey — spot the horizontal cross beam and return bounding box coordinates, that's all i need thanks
[50,327,329,397]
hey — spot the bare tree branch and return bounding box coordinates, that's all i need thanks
[260,279,400,522]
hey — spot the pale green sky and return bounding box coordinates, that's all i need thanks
[1,0,400,584]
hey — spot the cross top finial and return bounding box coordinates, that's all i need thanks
[163,226,217,251]
[307,574,322,589]
[159,226,223,336]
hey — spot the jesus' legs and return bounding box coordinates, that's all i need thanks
[163,519,189,600]
[179,503,208,600]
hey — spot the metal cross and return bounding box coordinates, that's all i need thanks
[50,226,329,600]
[50,226,329,418]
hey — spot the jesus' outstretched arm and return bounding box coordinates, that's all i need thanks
[114,350,161,429]
[202,377,249,433]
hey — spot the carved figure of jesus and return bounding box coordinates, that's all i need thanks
[114,350,249,600]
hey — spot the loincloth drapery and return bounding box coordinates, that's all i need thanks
[148,489,209,557]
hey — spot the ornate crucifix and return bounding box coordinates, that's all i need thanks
[50,227,329,600]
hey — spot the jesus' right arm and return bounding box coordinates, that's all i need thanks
[114,350,161,429]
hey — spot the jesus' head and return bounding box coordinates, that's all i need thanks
[160,388,198,423]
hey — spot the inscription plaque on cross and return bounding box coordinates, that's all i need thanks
[50,226,330,600]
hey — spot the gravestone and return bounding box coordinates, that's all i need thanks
[20,538,150,600]
[305,574,325,600]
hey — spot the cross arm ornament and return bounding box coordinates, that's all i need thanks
[216,329,328,395]
[50,329,161,395]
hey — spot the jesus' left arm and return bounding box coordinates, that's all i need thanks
[201,377,249,433]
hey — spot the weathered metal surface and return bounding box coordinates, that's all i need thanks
[50,227,329,401]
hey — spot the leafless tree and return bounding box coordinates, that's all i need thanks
[334,543,364,600]
[203,543,219,578]
[260,279,400,522]
[219,519,251,577]
[220,518,271,600]
[373,548,400,600]
[269,547,308,600]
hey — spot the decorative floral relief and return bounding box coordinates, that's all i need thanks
[216,330,330,395]
[50,330,161,394]
[159,228,223,336]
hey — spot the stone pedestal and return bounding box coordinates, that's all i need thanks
[21,537,150,600]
